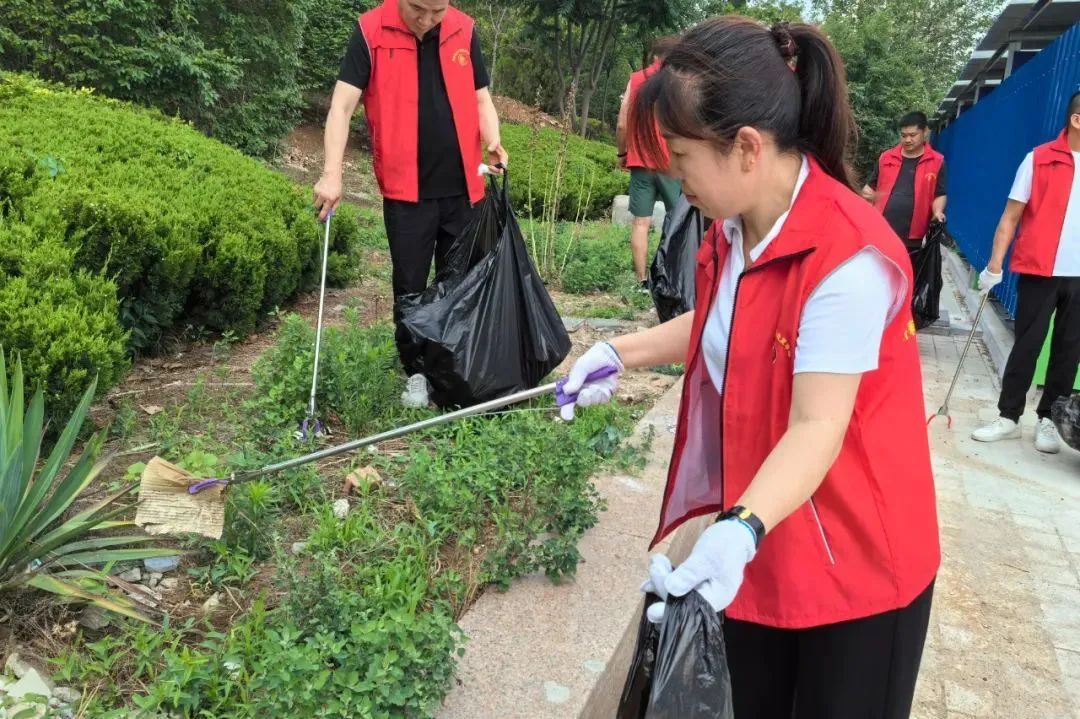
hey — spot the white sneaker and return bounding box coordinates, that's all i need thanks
[971,417,1021,443]
[401,374,430,409]
[1035,417,1062,454]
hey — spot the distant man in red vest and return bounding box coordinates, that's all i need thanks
[862,111,948,247]
[313,0,507,408]
[973,90,1080,454]
[617,42,681,288]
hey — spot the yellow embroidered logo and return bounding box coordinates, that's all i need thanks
[904,319,917,340]
[925,173,937,183]
[775,332,793,358]
[451,49,470,67]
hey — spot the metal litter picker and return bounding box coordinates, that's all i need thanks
[135,368,617,539]
[927,292,991,428]
[297,211,334,441]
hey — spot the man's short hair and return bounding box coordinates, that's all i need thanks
[899,111,929,130]
[1065,90,1080,130]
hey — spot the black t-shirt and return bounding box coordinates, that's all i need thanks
[869,155,948,240]
[339,25,490,200]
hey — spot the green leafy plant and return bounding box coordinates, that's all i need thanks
[0,353,177,620]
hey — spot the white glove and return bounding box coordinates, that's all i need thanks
[559,342,624,421]
[646,518,757,623]
[977,267,1003,294]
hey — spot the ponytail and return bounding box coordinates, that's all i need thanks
[630,17,857,189]
[788,23,857,188]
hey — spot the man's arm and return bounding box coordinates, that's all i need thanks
[616,80,632,159]
[932,161,947,222]
[315,81,363,220]
[477,87,508,170]
[987,200,1026,273]
[932,195,947,222]
[861,163,878,202]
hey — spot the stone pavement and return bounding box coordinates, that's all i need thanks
[916,288,1080,718]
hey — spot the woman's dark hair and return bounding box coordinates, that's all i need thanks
[631,18,857,188]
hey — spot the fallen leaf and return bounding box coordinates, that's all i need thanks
[344,466,383,494]
[140,405,164,416]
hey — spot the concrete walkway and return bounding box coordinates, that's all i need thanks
[916,278,1080,718]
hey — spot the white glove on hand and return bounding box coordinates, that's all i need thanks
[559,342,624,421]
[646,518,757,623]
[978,267,1003,294]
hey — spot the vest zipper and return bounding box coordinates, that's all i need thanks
[808,498,836,565]
[714,247,815,513]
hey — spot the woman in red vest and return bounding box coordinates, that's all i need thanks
[562,18,939,717]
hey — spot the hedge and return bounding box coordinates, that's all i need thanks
[501,123,625,221]
[0,73,370,415]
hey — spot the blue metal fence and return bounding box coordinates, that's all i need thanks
[935,21,1080,317]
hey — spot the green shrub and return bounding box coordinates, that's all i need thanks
[557,222,639,293]
[297,1,376,96]
[0,224,128,418]
[0,0,306,157]
[502,123,625,221]
[0,73,360,343]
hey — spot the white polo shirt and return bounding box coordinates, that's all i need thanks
[702,156,907,393]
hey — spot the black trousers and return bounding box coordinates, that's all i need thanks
[999,274,1080,421]
[723,580,934,719]
[383,195,477,374]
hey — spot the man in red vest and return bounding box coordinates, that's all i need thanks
[973,90,1080,454]
[617,42,681,288]
[313,0,507,408]
[863,111,948,247]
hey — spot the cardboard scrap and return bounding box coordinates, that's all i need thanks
[135,457,225,540]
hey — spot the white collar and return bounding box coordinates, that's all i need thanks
[722,155,810,263]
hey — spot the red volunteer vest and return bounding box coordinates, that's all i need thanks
[655,159,940,629]
[1012,131,1075,277]
[359,3,485,205]
[873,143,944,240]
[625,60,669,171]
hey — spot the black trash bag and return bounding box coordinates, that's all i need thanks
[650,195,705,323]
[617,592,734,719]
[397,175,572,409]
[1052,394,1080,452]
[910,220,946,330]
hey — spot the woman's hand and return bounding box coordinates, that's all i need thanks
[645,519,757,623]
[559,342,624,420]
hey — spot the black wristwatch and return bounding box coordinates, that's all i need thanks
[717,505,766,548]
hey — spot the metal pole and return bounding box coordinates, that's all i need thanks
[235,381,558,483]
[307,214,332,421]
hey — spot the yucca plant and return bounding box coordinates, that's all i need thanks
[0,350,178,621]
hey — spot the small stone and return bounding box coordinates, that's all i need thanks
[290,542,308,555]
[542,680,571,704]
[8,668,52,700]
[4,651,33,679]
[6,702,48,719]
[143,556,180,573]
[343,467,382,494]
[117,568,141,583]
[332,498,350,520]
[52,687,82,704]
[159,578,180,591]
[147,572,163,588]
[201,593,222,614]
[78,605,111,631]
